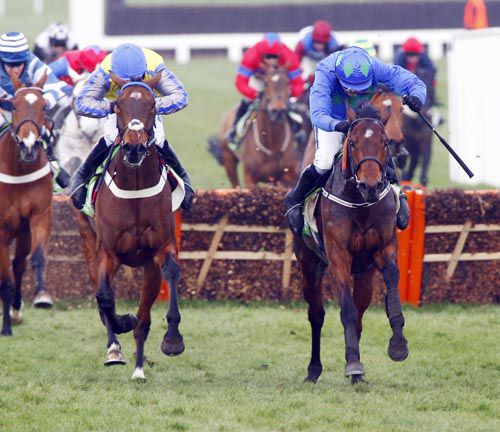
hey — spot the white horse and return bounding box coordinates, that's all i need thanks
[56,79,105,175]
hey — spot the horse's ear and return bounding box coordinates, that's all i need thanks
[6,67,23,90]
[143,72,162,90]
[347,105,357,123]
[34,70,47,89]
[110,72,127,88]
[380,105,391,126]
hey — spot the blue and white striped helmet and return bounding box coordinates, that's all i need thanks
[0,32,30,64]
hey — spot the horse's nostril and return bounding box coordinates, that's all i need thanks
[358,182,367,192]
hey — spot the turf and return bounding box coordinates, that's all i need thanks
[0,302,499,431]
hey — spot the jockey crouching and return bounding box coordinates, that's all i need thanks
[0,32,71,189]
[227,33,304,149]
[285,47,426,236]
[71,43,194,211]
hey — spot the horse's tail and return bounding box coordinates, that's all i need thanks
[208,134,224,165]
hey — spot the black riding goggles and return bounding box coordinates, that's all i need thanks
[5,61,25,68]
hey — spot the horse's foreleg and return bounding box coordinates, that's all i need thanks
[296,236,326,383]
[375,242,409,362]
[0,242,14,336]
[160,252,184,357]
[353,269,376,342]
[222,144,240,188]
[96,248,137,335]
[29,207,53,308]
[100,310,126,366]
[132,260,162,380]
[10,231,31,323]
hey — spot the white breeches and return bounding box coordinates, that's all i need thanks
[103,113,165,148]
[313,127,344,174]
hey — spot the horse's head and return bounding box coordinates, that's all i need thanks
[346,104,391,203]
[0,70,48,163]
[371,90,408,169]
[111,72,161,167]
[262,66,290,123]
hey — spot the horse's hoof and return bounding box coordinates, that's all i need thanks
[33,291,53,309]
[131,367,146,381]
[388,335,409,362]
[304,364,322,383]
[161,336,185,357]
[10,305,23,325]
[351,374,367,385]
[113,314,139,334]
[345,362,365,377]
[104,343,126,366]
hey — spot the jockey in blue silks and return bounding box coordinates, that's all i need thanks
[71,43,194,211]
[0,31,71,188]
[284,46,426,236]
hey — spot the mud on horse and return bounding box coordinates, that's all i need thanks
[294,105,409,384]
[73,73,184,380]
[0,71,55,335]
[220,66,298,187]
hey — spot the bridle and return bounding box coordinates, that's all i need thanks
[346,117,390,182]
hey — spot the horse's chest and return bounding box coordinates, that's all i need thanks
[349,226,384,253]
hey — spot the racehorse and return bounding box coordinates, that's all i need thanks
[220,66,298,187]
[401,69,435,185]
[73,74,185,380]
[0,71,54,336]
[300,88,408,172]
[294,105,408,384]
[56,79,105,176]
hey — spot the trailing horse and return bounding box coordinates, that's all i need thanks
[294,105,408,384]
[0,71,54,336]
[219,66,298,187]
[73,74,185,380]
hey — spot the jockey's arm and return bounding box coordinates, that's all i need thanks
[74,68,111,118]
[310,61,345,131]
[154,65,188,115]
[31,60,69,111]
[294,41,306,63]
[287,57,305,98]
[235,66,258,100]
[373,59,427,104]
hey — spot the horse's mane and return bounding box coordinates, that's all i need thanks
[356,104,381,121]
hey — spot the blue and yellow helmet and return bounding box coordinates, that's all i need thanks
[335,47,374,91]
[111,43,147,80]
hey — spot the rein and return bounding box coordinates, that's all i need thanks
[251,115,291,156]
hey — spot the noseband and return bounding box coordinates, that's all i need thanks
[347,118,389,179]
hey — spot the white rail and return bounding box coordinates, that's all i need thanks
[71,0,464,64]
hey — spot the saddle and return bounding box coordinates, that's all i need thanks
[80,147,185,218]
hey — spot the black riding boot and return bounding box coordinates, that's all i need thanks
[284,165,326,236]
[42,130,71,189]
[157,142,195,211]
[227,99,251,146]
[387,157,410,230]
[70,138,110,210]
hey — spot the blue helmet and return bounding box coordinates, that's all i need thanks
[0,32,30,64]
[335,47,374,91]
[110,43,147,80]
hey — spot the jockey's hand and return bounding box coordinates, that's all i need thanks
[334,121,350,134]
[181,183,195,211]
[404,95,423,113]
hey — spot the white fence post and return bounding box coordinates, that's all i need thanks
[33,0,43,15]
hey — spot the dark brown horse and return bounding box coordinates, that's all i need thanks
[220,66,297,187]
[294,105,408,384]
[73,74,184,380]
[0,71,55,336]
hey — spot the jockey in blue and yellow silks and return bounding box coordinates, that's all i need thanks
[71,43,194,211]
[284,46,426,236]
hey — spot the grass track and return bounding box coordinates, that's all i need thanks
[1,303,499,431]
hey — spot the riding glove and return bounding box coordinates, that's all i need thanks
[405,95,423,113]
[334,121,351,134]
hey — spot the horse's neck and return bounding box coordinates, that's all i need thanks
[255,109,289,151]
[110,147,161,189]
[327,158,364,203]
[0,133,46,175]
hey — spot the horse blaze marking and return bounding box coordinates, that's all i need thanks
[24,131,37,149]
[383,98,392,106]
[364,129,374,138]
[271,74,280,82]
[130,91,142,100]
[24,93,38,105]
[128,119,144,131]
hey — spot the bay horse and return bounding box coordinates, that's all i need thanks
[0,71,54,336]
[294,105,408,384]
[73,74,184,380]
[220,66,297,187]
[401,69,435,186]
